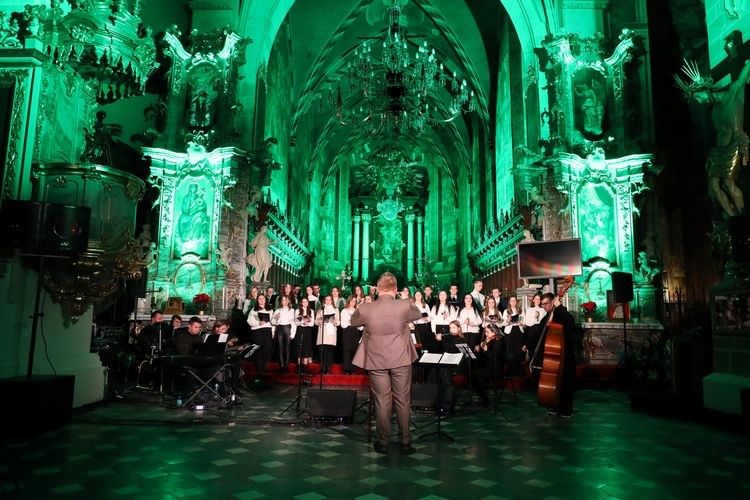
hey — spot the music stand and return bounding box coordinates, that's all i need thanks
[415,352,463,441]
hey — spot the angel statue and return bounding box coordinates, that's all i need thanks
[675,58,750,218]
[245,225,274,283]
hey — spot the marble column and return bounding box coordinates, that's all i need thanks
[361,213,372,283]
[352,214,361,280]
[417,215,424,275]
[406,213,415,280]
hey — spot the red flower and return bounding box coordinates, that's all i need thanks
[193,293,211,306]
[580,301,597,312]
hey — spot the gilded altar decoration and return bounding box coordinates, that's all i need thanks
[14,0,157,103]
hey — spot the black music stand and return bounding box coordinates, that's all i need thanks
[455,344,476,406]
[415,352,463,442]
[223,344,259,406]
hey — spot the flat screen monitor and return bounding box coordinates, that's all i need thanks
[517,238,583,279]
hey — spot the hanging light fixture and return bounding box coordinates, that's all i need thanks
[323,0,475,135]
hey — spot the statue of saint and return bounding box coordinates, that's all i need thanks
[575,78,606,137]
[675,59,750,218]
[188,87,214,129]
[245,225,273,283]
[176,181,210,257]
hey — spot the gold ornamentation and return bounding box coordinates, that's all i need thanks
[1,70,29,200]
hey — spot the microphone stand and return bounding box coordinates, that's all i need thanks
[280,320,305,416]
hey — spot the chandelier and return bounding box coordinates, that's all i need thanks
[324,0,475,134]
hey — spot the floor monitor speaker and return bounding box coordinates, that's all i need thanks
[0,375,75,435]
[411,383,457,412]
[611,272,634,303]
[306,389,357,421]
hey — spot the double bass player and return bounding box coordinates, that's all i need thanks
[538,292,577,418]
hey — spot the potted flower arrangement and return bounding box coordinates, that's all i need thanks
[580,301,597,322]
[193,293,211,315]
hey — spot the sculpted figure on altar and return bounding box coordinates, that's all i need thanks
[176,181,211,258]
[246,225,274,283]
[675,58,750,218]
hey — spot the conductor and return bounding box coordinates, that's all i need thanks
[351,272,422,454]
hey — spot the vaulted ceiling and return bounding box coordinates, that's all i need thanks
[278,0,509,200]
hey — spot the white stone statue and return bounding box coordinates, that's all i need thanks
[245,225,273,283]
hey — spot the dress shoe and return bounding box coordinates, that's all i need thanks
[373,442,388,454]
[400,442,413,453]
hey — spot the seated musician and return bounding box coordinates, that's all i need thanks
[471,325,504,407]
[134,310,165,353]
[433,320,467,385]
[174,316,204,355]
[163,315,182,352]
[208,319,243,397]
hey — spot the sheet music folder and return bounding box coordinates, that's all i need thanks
[418,352,464,366]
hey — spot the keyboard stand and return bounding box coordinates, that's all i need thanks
[181,364,225,407]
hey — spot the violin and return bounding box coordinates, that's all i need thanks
[536,276,574,410]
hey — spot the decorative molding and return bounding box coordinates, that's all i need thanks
[189,1,236,10]
[0,69,29,200]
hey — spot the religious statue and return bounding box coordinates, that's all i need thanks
[636,251,659,282]
[675,59,750,218]
[575,77,606,137]
[188,87,214,129]
[176,181,211,257]
[137,223,152,249]
[245,225,273,283]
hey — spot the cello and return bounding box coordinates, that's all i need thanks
[536,276,574,410]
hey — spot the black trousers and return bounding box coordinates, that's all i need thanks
[251,327,273,372]
[274,325,292,370]
[342,326,361,373]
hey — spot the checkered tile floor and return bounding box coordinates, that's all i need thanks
[1,384,748,499]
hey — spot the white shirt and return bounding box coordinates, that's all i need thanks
[458,307,482,334]
[471,290,485,309]
[272,307,297,337]
[414,304,431,324]
[340,307,356,329]
[483,308,502,327]
[524,306,545,327]
[501,308,524,334]
[431,303,456,332]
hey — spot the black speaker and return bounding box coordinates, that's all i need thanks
[730,215,750,263]
[611,272,634,303]
[307,389,357,421]
[0,200,90,254]
[411,383,457,412]
[0,375,75,435]
[128,267,148,297]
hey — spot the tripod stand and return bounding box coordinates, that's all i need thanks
[280,328,306,416]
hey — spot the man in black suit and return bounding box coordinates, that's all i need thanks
[448,284,461,309]
[423,285,436,308]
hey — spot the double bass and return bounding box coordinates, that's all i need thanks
[536,277,574,410]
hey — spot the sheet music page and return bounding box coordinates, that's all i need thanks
[420,352,442,364]
[440,352,464,365]
[218,333,228,343]
[411,333,417,344]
